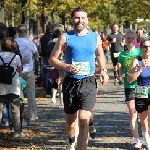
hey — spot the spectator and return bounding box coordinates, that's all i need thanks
[15,24,39,121]
[0,23,9,127]
[47,28,64,103]
[101,32,110,63]
[40,23,54,97]
[0,37,25,138]
[33,32,41,76]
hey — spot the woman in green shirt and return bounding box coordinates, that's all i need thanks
[118,30,142,148]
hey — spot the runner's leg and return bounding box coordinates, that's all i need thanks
[77,110,92,150]
[126,100,139,138]
[138,111,150,149]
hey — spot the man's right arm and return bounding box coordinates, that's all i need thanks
[49,33,68,70]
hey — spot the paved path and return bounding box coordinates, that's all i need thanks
[0,64,146,150]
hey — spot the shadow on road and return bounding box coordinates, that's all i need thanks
[0,105,145,149]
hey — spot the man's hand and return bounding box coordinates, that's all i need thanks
[22,56,30,64]
[120,42,124,47]
[112,38,116,43]
[100,71,109,84]
[65,64,80,74]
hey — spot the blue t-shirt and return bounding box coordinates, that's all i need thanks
[137,57,150,93]
[64,30,98,79]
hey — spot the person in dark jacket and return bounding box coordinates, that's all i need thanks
[40,23,54,97]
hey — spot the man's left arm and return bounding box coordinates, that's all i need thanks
[96,37,109,84]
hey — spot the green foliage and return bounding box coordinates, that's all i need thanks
[3,0,150,30]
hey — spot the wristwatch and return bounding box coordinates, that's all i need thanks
[102,69,107,72]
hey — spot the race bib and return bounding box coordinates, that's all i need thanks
[134,86,148,98]
[72,61,90,75]
[113,52,120,58]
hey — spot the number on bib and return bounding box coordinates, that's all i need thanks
[72,61,90,75]
[113,52,120,58]
[134,86,148,98]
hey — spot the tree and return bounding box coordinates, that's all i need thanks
[3,0,150,31]
[0,0,4,23]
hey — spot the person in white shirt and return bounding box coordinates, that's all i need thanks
[15,24,39,121]
[0,37,25,138]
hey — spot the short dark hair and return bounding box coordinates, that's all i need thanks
[7,27,17,38]
[0,22,9,40]
[46,23,54,32]
[71,7,88,18]
[17,24,27,32]
[53,29,64,39]
[1,37,17,52]
[136,28,145,33]
[111,23,119,28]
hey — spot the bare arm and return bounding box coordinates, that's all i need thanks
[117,63,124,76]
[17,66,22,77]
[103,40,110,46]
[49,33,68,70]
[121,39,125,47]
[96,37,106,71]
[95,62,100,74]
[96,37,109,83]
[127,58,144,83]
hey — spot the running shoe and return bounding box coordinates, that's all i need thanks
[50,98,56,103]
[66,142,75,150]
[22,121,28,127]
[66,134,77,150]
[133,138,142,148]
[1,120,9,127]
[29,116,38,121]
[89,125,96,139]
[114,79,118,85]
[13,132,27,138]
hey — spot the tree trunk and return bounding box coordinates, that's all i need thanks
[0,7,4,23]
[51,10,57,24]
[61,12,66,30]
[21,0,27,24]
[12,10,14,27]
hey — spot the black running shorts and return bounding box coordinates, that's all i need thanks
[62,76,97,114]
[125,88,135,101]
[52,79,58,89]
[111,53,119,66]
[135,94,150,113]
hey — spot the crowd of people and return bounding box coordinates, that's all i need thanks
[0,6,150,150]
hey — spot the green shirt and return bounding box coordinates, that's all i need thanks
[118,48,142,88]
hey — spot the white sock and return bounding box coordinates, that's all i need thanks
[142,131,150,150]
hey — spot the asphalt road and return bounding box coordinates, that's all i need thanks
[0,63,147,150]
